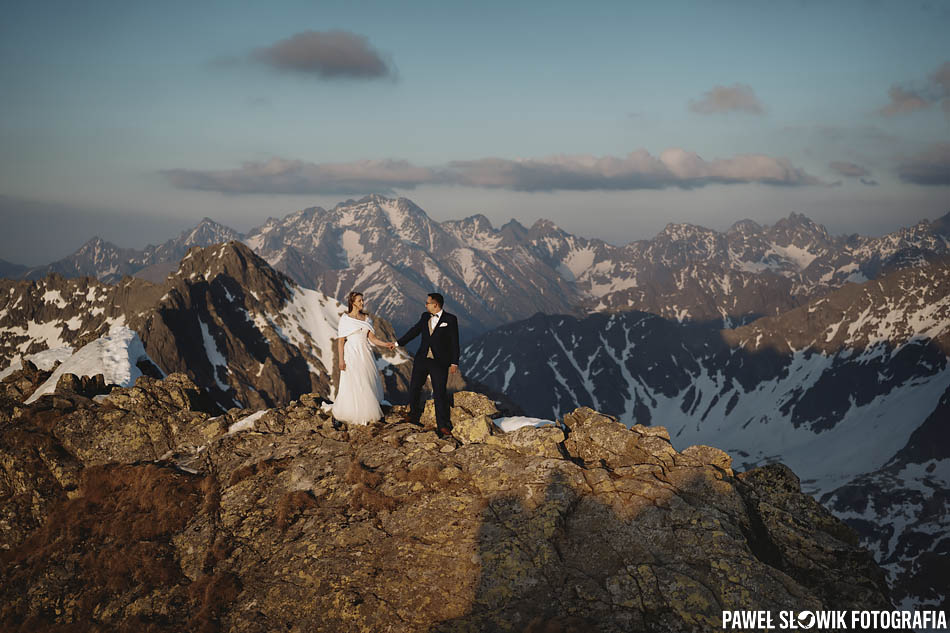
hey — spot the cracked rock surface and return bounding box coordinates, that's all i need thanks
[0,373,891,632]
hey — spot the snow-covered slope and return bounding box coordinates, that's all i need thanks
[0,346,75,380]
[25,325,160,403]
[0,274,161,372]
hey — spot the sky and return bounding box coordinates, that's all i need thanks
[2,0,949,265]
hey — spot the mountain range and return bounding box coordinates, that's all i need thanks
[9,195,950,339]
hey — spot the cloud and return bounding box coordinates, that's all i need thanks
[689,84,765,115]
[248,30,394,79]
[859,178,878,186]
[879,61,950,117]
[897,142,950,186]
[829,161,870,178]
[879,86,930,115]
[164,150,825,195]
[934,62,950,115]
[162,158,439,195]
[451,150,823,191]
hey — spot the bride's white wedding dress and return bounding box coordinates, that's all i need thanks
[331,314,384,425]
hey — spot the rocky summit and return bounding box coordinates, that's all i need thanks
[0,370,891,632]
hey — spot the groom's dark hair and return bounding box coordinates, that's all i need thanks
[428,293,444,308]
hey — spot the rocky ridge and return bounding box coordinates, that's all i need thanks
[0,371,891,632]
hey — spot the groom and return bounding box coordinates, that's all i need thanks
[396,293,460,438]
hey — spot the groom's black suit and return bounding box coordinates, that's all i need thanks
[397,310,460,430]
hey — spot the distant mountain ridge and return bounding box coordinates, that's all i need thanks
[18,219,242,284]
[6,196,949,338]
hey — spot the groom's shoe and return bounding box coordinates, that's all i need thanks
[399,414,423,428]
[435,426,454,440]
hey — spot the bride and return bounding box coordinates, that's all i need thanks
[331,291,395,425]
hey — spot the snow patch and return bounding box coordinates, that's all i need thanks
[228,410,267,434]
[341,230,365,266]
[771,243,818,270]
[561,248,596,280]
[277,286,343,375]
[494,416,558,433]
[199,318,230,391]
[26,326,158,404]
[42,289,67,308]
[0,346,75,379]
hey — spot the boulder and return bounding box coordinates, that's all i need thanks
[563,407,670,469]
[489,424,566,459]
[451,413,493,445]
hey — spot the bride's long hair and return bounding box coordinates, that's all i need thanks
[346,291,366,315]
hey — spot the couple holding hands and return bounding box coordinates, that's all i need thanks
[331,291,460,438]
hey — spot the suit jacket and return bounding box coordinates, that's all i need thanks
[398,311,460,366]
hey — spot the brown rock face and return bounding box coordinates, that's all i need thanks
[0,381,891,632]
[1,361,53,406]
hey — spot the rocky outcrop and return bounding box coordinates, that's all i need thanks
[0,376,891,632]
[0,360,52,409]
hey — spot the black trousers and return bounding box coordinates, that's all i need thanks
[408,357,451,429]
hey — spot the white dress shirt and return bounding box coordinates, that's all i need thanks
[429,310,443,333]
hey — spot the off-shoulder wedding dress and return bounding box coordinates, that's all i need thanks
[331,314,384,425]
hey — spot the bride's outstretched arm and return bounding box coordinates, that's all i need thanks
[368,332,396,349]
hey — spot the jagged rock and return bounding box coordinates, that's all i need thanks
[563,407,671,469]
[416,391,501,430]
[54,372,81,393]
[54,372,108,398]
[0,362,53,408]
[16,372,216,466]
[680,444,734,473]
[736,463,887,608]
[452,391,500,419]
[0,388,891,632]
[0,426,82,551]
[488,424,566,459]
[451,413,493,444]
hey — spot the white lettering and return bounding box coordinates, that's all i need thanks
[848,610,947,630]
[722,611,735,628]
[722,611,774,629]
